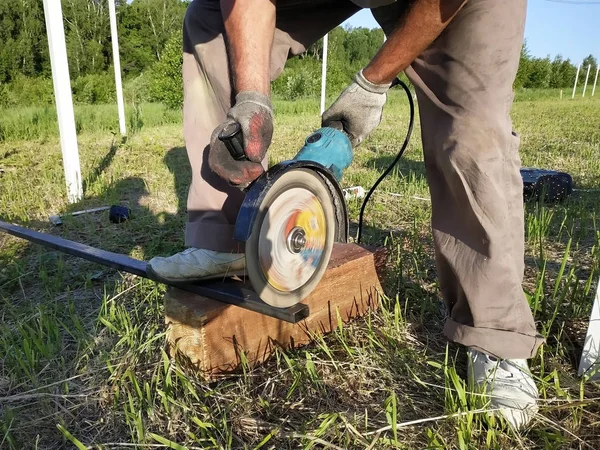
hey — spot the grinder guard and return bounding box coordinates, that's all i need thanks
[232,125,351,308]
[234,160,348,246]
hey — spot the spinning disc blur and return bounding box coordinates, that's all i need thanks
[245,169,335,308]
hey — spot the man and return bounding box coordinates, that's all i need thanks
[148,0,545,429]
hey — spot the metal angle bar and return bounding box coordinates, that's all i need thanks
[0,221,309,323]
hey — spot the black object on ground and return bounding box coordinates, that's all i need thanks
[0,220,308,323]
[521,168,573,203]
[109,205,131,223]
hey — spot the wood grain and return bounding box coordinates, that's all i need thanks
[164,243,386,378]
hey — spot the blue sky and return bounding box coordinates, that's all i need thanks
[343,0,599,65]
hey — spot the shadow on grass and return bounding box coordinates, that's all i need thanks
[0,145,191,296]
[365,152,427,178]
[81,137,120,194]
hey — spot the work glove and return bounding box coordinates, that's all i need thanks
[208,91,274,188]
[322,70,391,147]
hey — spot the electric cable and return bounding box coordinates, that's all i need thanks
[357,78,415,244]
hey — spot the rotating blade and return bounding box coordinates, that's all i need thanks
[245,169,336,308]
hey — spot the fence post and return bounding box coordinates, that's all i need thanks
[579,278,600,381]
[42,0,82,203]
[108,0,126,136]
[592,66,600,97]
[572,63,581,99]
[320,34,329,115]
[582,64,591,98]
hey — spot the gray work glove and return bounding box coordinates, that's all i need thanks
[322,70,391,147]
[208,91,274,187]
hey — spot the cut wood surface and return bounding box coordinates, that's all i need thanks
[164,243,386,377]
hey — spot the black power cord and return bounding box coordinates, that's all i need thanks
[357,78,415,244]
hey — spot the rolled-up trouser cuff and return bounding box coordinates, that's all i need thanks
[185,221,245,254]
[444,318,545,360]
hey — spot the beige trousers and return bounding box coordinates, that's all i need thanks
[182,0,544,359]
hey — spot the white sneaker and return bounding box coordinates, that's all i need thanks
[147,248,246,283]
[468,348,539,429]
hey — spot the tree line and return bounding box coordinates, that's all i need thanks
[0,0,597,107]
[0,0,187,82]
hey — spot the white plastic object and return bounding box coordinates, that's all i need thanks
[579,278,600,381]
[343,186,366,200]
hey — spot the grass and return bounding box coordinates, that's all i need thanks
[0,103,181,143]
[1,90,600,449]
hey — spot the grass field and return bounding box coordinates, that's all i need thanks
[1,90,599,449]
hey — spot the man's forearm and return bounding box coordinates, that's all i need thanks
[363,0,467,84]
[221,0,276,95]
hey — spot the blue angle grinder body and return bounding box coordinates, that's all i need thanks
[219,123,353,308]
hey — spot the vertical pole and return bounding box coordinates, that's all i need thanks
[592,66,599,97]
[578,278,600,380]
[108,0,126,136]
[320,34,329,115]
[42,0,82,203]
[583,64,591,98]
[572,63,581,99]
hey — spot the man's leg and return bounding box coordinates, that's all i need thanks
[372,0,542,428]
[149,0,359,280]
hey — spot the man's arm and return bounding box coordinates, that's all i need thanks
[220,0,276,95]
[363,0,468,84]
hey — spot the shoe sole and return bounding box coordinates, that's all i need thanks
[146,265,248,285]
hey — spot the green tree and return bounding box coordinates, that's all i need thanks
[525,57,552,89]
[514,40,531,89]
[62,0,111,77]
[0,0,47,82]
[148,28,183,109]
[581,54,598,82]
[549,55,577,88]
[117,1,156,75]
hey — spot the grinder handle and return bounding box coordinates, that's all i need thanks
[218,121,247,161]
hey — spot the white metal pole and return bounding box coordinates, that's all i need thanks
[582,64,591,97]
[42,0,82,203]
[320,33,328,115]
[572,63,581,99]
[578,278,600,380]
[108,0,126,135]
[592,66,599,97]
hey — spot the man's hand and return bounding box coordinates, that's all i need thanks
[208,91,273,188]
[323,0,467,147]
[210,0,275,187]
[322,70,391,147]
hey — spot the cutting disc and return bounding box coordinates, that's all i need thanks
[245,168,336,308]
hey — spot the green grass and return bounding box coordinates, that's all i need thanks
[1,91,600,449]
[0,103,181,143]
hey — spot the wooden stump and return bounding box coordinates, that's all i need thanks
[164,243,386,378]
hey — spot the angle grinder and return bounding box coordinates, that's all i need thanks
[218,78,415,309]
[219,122,353,308]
